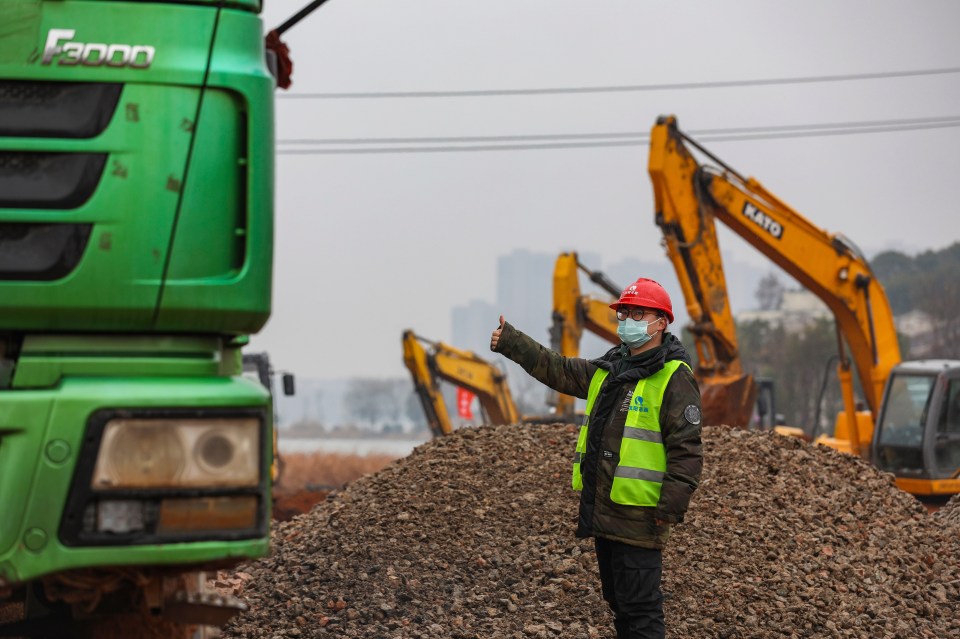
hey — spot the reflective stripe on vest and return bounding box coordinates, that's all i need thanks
[571,360,690,507]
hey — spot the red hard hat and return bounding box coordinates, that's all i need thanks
[609,278,674,323]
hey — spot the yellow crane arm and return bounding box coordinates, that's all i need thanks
[402,330,454,437]
[550,252,620,417]
[581,298,620,345]
[649,116,902,446]
[402,330,520,434]
[431,342,521,426]
[551,253,584,365]
[648,118,756,426]
[649,133,740,370]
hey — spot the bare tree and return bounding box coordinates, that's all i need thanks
[737,317,842,434]
[914,265,960,359]
[343,378,403,426]
[755,272,785,311]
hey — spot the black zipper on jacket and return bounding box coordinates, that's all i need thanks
[579,376,622,533]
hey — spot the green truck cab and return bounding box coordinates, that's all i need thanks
[1,0,275,634]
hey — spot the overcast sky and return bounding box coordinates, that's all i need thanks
[251,0,960,379]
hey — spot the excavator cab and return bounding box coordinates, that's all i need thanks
[872,361,960,495]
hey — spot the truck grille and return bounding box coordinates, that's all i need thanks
[0,152,106,209]
[0,81,121,138]
[0,223,93,281]
[0,81,119,283]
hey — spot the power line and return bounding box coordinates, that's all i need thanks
[276,118,960,155]
[687,114,960,135]
[277,66,960,100]
[687,119,960,143]
[277,115,960,147]
[278,140,643,155]
[278,131,646,145]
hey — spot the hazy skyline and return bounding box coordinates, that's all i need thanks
[251,0,960,379]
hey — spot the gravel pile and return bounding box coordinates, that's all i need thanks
[934,493,960,527]
[667,429,957,639]
[222,425,959,639]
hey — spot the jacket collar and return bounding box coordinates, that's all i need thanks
[590,333,692,383]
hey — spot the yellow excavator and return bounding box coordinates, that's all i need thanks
[548,252,622,419]
[402,330,521,437]
[648,115,960,496]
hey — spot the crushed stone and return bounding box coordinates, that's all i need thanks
[222,424,959,639]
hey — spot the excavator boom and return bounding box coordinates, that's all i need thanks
[430,342,521,425]
[550,252,621,418]
[649,122,759,426]
[649,115,900,446]
[402,330,455,437]
[402,330,520,436]
[647,116,960,495]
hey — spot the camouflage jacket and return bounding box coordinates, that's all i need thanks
[494,321,703,549]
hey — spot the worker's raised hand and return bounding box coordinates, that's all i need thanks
[490,315,505,351]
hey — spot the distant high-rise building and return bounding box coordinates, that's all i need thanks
[451,299,499,356]
[450,249,562,415]
[495,249,555,343]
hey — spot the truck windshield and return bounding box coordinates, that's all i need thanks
[934,378,960,476]
[875,374,935,474]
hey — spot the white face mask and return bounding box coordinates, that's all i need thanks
[617,317,660,349]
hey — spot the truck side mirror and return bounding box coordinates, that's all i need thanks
[282,373,295,396]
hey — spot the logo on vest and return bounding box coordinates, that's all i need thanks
[629,395,650,413]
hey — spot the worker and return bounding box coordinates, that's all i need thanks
[490,277,702,639]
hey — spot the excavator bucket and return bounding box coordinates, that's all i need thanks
[699,374,758,427]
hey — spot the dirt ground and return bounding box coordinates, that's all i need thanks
[272,450,398,522]
[221,424,959,639]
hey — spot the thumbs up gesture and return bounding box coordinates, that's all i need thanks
[490,315,505,351]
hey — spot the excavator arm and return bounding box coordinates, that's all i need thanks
[649,122,758,427]
[649,116,902,452]
[549,252,621,418]
[402,330,455,437]
[402,330,521,436]
[431,341,522,426]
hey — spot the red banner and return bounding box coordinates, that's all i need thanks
[456,387,475,419]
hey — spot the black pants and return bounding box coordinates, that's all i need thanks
[594,537,665,639]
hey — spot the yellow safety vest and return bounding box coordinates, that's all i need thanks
[572,360,688,507]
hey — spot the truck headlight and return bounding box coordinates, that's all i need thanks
[91,417,261,489]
